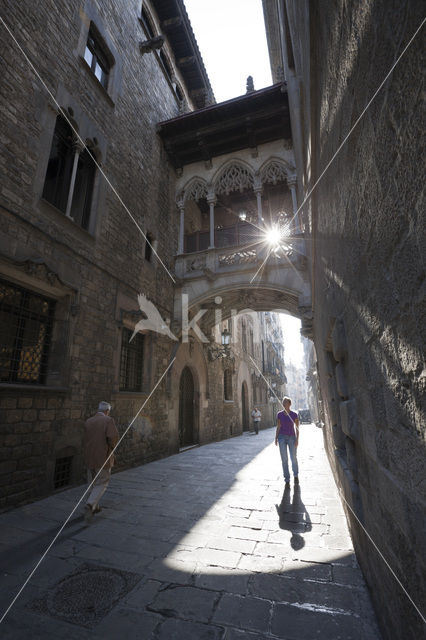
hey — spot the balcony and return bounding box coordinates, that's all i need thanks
[184,221,258,254]
[175,241,304,282]
[176,219,305,281]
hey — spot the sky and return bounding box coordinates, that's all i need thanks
[183,1,304,369]
[280,314,304,368]
[183,0,272,102]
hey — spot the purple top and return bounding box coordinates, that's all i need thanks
[277,410,298,437]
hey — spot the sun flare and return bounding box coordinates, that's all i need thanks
[264,225,282,246]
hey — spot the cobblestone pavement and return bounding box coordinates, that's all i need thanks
[0,425,382,639]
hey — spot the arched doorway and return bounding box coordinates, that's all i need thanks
[241,381,250,431]
[179,367,196,447]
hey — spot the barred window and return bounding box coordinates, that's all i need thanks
[224,369,233,401]
[0,280,55,384]
[119,328,144,391]
[54,456,73,489]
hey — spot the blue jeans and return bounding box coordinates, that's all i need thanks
[278,434,299,482]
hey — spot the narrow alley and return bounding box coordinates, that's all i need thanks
[0,424,381,639]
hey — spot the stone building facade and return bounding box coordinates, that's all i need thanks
[0,0,207,506]
[263,1,425,638]
[0,0,291,509]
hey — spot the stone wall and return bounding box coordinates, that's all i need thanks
[0,0,182,507]
[306,2,425,638]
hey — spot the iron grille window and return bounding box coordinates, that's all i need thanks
[54,456,73,489]
[224,369,233,401]
[84,25,111,89]
[0,280,55,385]
[119,328,144,391]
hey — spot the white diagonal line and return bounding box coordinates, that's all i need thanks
[0,16,176,284]
[339,489,426,624]
[0,357,176,624]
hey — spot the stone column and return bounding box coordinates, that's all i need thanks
[65,139,85,219]
[177,200,185,254]
[207,194,216,249]
[287,175,300,233]
[253,176,263,227]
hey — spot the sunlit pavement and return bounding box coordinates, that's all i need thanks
[0,425,382,639]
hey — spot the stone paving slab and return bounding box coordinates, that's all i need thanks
[0,425,382,639]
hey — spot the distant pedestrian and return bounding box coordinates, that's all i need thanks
[275,396,299,486]
[83,401,119,522]
[251,406,261,434]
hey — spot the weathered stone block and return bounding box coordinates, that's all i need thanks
[4,434,21,447]
[335,363,348,399]
[5,410,23,423]
[38,409,56,421]
[18,456,45,470]
[0,397,17,409]
[340,399,359,441]
[11,445,34,459]
[23,409,38,422]
[33,422,52,433]
[33,398,47,409]
[331,318,347,362]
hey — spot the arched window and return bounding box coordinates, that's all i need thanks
[214,163,254,195]
[224,369,233,401]
[260,160,288,186]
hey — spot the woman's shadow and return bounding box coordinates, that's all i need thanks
[275,483,312,550]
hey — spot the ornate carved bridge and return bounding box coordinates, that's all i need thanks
[157,83,313,336]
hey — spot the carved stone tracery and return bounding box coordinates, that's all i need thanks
[183,178,208,203]
[214,163,254,195]
[260,160,288,185]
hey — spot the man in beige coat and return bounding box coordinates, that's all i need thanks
[83,401,119,522]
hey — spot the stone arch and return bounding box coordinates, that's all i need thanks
[213,159,255,195]
[179,176,208,203]
[186,283,305,330]
[259,157,294,185]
